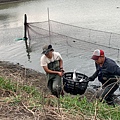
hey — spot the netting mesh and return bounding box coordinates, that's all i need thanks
[26,20,120,62]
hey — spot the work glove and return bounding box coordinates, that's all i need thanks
[88,76,95,81]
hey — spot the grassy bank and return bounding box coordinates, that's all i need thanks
[0,0,22,3]
[0,77,120,120]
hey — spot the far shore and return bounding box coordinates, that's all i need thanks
[0,0,25,4]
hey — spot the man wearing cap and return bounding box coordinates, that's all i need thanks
[89,49,120,106]
[40,44,64,98]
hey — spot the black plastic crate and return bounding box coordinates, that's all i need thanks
[63,72,89,95]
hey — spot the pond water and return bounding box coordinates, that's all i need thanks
[0,0,120,94]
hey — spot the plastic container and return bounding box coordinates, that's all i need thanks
[63,72,89,95]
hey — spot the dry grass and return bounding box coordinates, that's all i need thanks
[0,61,119,120]
[0,61,96,120]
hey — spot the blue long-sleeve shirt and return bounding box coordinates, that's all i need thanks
[95,57,120,85]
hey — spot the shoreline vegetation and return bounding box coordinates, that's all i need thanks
[0,0,28,4]
[0,61,120,120]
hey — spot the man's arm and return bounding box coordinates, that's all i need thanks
[43,66,63,77]
[59,59,63,68]
[89,70,98,81]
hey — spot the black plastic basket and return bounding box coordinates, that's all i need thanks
[63,72,89,95]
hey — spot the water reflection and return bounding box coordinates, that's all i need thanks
[0,1,36,28]
[0,14,14,20]
[0,1,23,9]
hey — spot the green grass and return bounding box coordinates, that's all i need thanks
[0,77,16,91]
[60,95,120,119]
[0,77,120,120]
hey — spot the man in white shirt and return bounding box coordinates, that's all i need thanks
[40,45,64,97]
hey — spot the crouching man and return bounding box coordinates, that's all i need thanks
[89,49,120,106]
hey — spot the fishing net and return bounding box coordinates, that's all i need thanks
[0,18,120,72]
[26,20,120,63]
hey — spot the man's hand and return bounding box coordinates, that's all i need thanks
[58,71,64,77]
[60,68,64,72]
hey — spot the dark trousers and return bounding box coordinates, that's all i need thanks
[101,83,119,105]
[47,75,62,97]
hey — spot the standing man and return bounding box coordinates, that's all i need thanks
[89,49,120,106]
[40,44,64,98]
